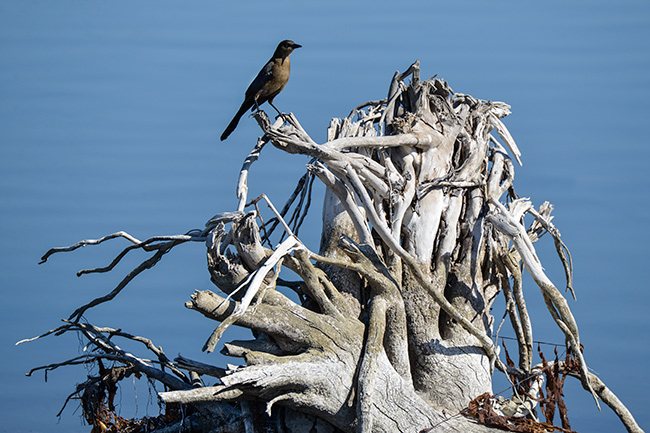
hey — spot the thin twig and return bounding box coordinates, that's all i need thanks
[68,242,176,321]
[40,231,142,264]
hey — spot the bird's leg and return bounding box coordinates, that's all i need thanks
[269,101,290,124]
[268,101,282,116]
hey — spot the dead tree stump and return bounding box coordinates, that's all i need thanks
[24,61,644,433]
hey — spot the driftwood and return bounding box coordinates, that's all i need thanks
[20,61,643,433]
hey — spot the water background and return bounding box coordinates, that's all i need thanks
[1,1,649,432]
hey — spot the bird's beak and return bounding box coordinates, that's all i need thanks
[293,43,302,49]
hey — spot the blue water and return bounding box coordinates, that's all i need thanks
[1,1,649,432]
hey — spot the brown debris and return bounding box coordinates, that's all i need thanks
[464,346,584,433]
[538,347,580,431]
[464,393,577,433]
[79,362,187,433]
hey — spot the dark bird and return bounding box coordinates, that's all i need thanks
[220,40,301,141]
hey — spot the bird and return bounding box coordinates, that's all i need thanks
[220,40,302,141]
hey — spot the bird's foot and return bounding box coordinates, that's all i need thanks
[277,112,291,124]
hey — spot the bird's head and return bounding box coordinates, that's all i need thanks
[275,40,302,58]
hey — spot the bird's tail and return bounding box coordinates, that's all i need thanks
[220,100,253,141]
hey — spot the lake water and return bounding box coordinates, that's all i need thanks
[1,1,649,432]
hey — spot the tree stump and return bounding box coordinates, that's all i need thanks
[25,61,644,433]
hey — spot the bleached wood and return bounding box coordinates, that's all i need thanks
[26,61,643,433]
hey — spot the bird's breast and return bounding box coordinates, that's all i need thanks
[257,59,290,99]
[271,58,291,84]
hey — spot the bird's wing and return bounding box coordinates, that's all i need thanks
[244,59,275,100]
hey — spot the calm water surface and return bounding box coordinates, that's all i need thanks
[1,1,649,432]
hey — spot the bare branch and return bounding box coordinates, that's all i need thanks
[237,136,268,211]
[68,242,173,322]
[22,321,190,391]
[488,197,598,406]
[40,231,142,264]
